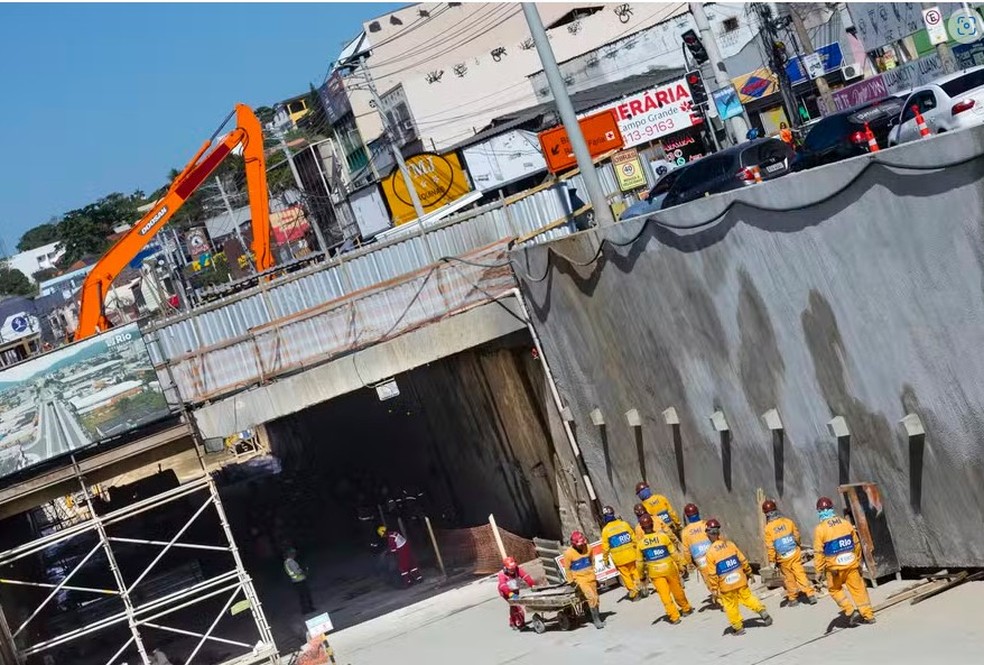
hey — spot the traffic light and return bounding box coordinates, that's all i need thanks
[681,29,709,65]
[686,70,708,107]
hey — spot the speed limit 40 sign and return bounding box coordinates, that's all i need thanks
[923,6,948,45]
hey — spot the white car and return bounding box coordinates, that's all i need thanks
[889,66,984,145]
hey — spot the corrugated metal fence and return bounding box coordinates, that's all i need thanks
[145,160,630,403]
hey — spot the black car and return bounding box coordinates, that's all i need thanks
[794,96,905,171]
[659,138,794,210]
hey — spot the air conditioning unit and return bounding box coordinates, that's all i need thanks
[842,63,863,80]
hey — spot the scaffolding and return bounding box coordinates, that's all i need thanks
[0,449,278,665]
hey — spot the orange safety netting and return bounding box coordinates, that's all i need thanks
[434,524,537,575]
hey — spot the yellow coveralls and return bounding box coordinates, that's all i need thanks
[562,546,599,608]
[681,520,714,595]
[705,539,767,631]
[601,519,641,599]
[638,530,692,622]
[763,516,814,602]
[813,516,873,620]
[642,493,681,532]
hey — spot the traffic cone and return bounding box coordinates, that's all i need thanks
[912,106,932,138]
[864,122,880,152]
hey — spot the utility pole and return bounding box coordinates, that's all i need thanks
[923,2,958,73]
[755,3,799,127]
[522,2,615,227]
[786,3,835,115]
[214,176,250,269]
[690,2,750,141]
[278,134,328,254]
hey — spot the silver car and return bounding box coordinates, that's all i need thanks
[888,66,984,145]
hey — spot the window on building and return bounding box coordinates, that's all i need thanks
[287,100,307,115]
[722,16,739,33]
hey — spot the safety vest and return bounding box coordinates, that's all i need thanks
[601,519,638,566]
[681,521,710,568]
[765,516,801,562]
[814,517,861,572]
[562,546,596,582]
[284,558,306,582]
[638,531,677,577]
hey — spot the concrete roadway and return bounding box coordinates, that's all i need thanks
[34,396,92,461]
[328,575,984,665]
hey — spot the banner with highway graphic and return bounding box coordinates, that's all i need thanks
[0,323,172,479]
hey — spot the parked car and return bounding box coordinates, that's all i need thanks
[658,138,794,210]
[793,96,905,170]
[888,66,984,146]
[618,165,691,220]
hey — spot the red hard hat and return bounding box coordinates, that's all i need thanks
[503,556,518,573]
[570,530,588,547]
[705,518,721,530]
[634,481,649,494]
[761,499,778,514]
[683,503,699,517]
[817,496,834,510]
[633,503,646,517]
[638,513,654,530]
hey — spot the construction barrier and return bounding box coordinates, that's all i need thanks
[434,524,537,576]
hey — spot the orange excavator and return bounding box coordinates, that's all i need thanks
[73,103,274,341]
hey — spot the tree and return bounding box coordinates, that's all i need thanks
[56,191,146,266]
[17,221,60,251]
[255,106,276,125]
[0,266,35,297]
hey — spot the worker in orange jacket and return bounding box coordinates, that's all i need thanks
[635,481,681,534]
[680,503,714,601]
[637,513,692,624]
[561,531,605,629]
[761,499,817,607]
[812,496,875,625]
[600,506,646,601]
[704,518,773,636]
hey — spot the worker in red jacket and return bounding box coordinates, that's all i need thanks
[497,556,536,629]
[380,525,423,587]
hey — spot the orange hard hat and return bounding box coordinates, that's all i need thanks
[570,530,588,547]
[502,556,518,574]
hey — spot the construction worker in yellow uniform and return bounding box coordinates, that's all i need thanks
[600,506,646,601]
[704,518,773,636]
[680,503,715,602]
[561,530,605,629]
[637,513,692,624]
[761,499,817,607]
[635,481,681,535]
[812,496,875,626]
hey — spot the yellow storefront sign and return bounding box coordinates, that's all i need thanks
[731,67,779,105]
[382,152,472,225]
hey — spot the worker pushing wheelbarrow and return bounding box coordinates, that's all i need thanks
[508,582,588,634]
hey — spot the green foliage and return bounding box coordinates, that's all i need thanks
[17,222,60,251]
[56,191,146,266]
[255,106,276,125]
[167,154,247,230]
[184,252,231,289]
[0,265,36,297]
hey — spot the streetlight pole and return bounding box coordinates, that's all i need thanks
[278,135,329,254]
[522,2,615,227]
[690,2,750,140]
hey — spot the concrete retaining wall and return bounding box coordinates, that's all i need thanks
[513,127,984,567]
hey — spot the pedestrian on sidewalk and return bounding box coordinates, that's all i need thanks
[381,525,423,587]
[704,518,772,636]
[762,499,817,607]
[600,506,644,601]
[497,556,536,630]
[638,513,691,625]
[812,496,875,626]
[561,531,605,629]
[283,547,315,614]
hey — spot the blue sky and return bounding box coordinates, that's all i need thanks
[0,2,403,255]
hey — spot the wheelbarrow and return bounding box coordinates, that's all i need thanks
[509,583,587,634]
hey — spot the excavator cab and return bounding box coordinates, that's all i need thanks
[73,104,274,341]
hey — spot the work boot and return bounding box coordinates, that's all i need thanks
[786,598,800,608]
[733,627,746,636]
[668,616,681,625]
[862,615,877,625]
[804,595,817,605]
[759,610,773,626]
[590,607,605,630]
[848,610,863,626]
[640,587,650,599]
[630,593,640,602]
[681,608,694,617]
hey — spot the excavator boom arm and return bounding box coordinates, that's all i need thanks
[73,104,272,340]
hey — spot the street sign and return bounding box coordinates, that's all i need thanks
[803,52,824,79]
[538,110,624,174]
[712,87,744,120]
[923,6,948,45]
[612,149,647,192]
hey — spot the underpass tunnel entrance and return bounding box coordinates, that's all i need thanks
[219,331,584,646]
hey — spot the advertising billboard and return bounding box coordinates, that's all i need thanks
[462,130,548,192]
[539,110,624,173]
[381,152,473,226]
[0,323,172,479]
[589,77,700,148]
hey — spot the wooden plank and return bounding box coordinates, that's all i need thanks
[886,578,936,600]
[874,580,945,612]
[910,571,978,605]
[919,569,950,579]
[756,488,768,565]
